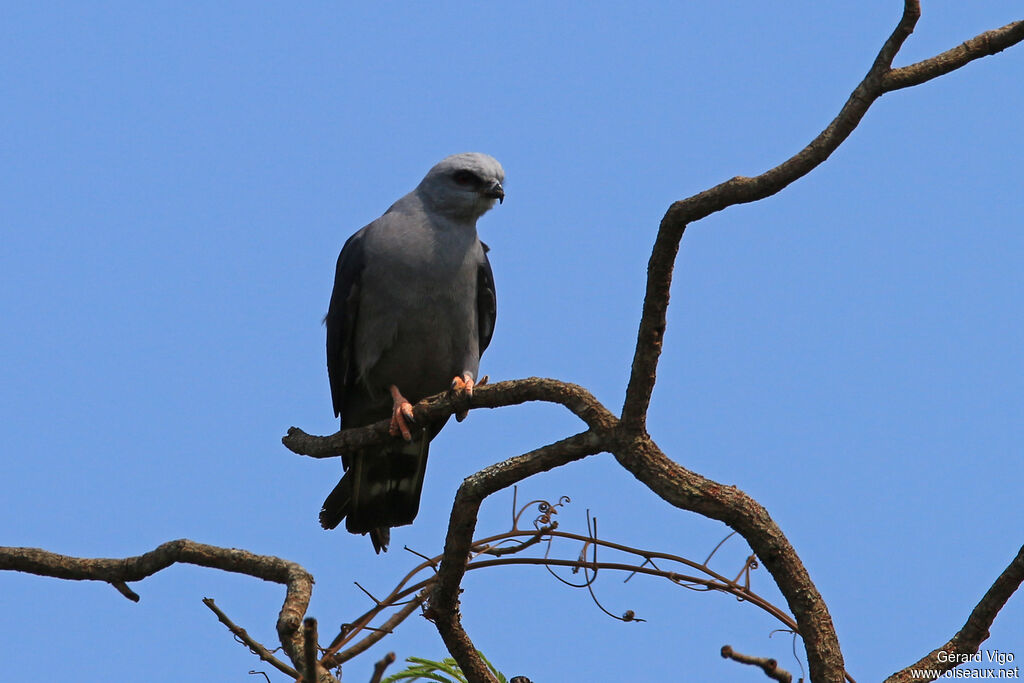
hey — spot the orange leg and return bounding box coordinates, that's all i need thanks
[388,384,415,441]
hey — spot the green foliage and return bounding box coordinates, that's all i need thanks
[381,651,507,683]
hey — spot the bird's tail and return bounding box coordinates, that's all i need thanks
[319,432,430,553]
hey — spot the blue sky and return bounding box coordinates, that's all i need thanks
[2,2,1022,681]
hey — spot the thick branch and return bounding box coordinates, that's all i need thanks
[885,544,1024,683]
[609,433,846,682]
[621,2,1024,432]
[283,377,616,459]
[426,431,605,683]
[0,540,324,681]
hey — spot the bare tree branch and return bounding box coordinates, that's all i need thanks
[426,431,606,683]
[283,377,615,459]
[885,544,1024,683]
[721,644,793,683]
[0,540,328,681]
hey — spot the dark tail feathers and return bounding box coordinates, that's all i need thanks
[319,434,429,553]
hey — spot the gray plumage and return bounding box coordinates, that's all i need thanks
[321,153,503,552]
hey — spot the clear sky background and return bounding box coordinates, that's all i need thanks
[2,2,1022,681]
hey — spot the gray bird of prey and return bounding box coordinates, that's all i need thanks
[321,153,503,553]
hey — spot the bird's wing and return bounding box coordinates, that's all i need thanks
[326,229,367,422]
[477,242,497,355]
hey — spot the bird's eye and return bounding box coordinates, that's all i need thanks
[452,170,479,187]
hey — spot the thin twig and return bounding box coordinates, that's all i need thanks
[703,532,738,567]
[324,591,427,668]
[203,598,299,679]
[403,545,439,569]
[721,645,793,683]
[479,526,552,557]
[354,582,383,605]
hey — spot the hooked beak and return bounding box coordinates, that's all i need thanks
[484,181,504,204]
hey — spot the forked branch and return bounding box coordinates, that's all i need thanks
[620,6,1024,433]
[612,6,1022,680]
[427,433,606,683]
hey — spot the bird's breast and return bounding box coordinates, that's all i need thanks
[354,239,481,403]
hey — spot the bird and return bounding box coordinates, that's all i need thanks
[320,153,503,553]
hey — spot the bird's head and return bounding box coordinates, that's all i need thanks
[417,153,505,221]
